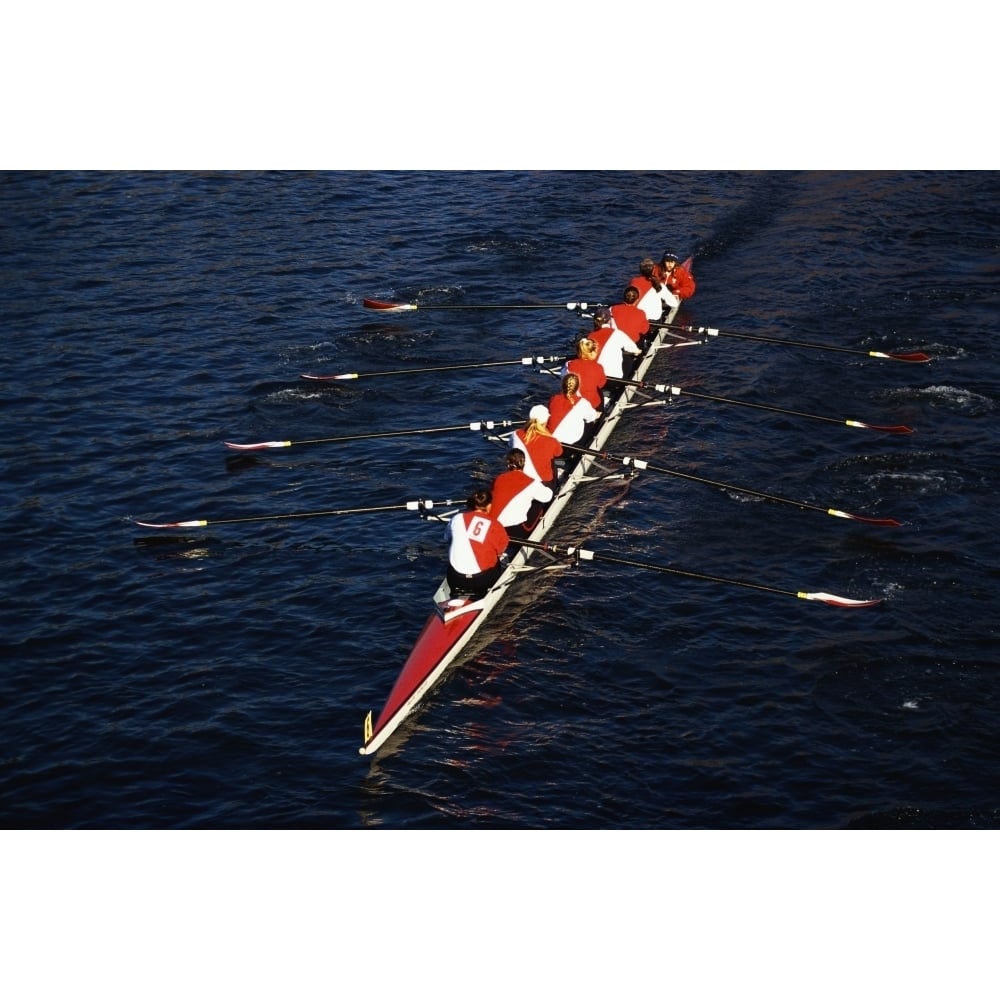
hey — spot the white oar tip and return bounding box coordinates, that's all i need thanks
[800,591,884,608]
[224,440,291,450]
[134,519,207,529]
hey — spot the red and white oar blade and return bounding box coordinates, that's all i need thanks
[799,591,884,608]
[299,373,356,381]
[362,298,417,312]
[827,508,903,527]
[224,440,292,451]
[846,420,914,434]
[873,350,931,362]
[133,518,208,529]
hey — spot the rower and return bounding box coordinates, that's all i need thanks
[510,404,564,490]
[562,337,607,412]
[589,307,641,380]
[547,372,600,446]
[491,448,554,542]
[655,252,696,300]
[446,489,510,599]
[629,257,679,322]
[609,285,651,347]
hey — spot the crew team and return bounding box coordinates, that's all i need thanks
[447,254,695,599]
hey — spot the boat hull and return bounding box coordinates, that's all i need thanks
[365,599,484,748]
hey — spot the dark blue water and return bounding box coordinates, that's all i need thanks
[2,170,998,830]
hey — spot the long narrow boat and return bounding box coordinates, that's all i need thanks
[359,264,696,755]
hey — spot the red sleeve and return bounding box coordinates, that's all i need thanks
[673,267,696,299]
[489,519,509,557]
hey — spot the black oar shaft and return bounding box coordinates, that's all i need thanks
[657,323,929,362]
[682,388,846,425]
[346,359,523,376]
[302,356,565,381]
[565,444,818,510]
[297,426,471,444]
[587,551,798,599]
[642,460,829,515]
[134,498,466,530]
[563,445,900,526]
[609,377,912,433]
[517,540,880,606]
[519,539,791,596]
[224,420,514,450]
[363,298,587,311]
[404,303,570,310]
[209,502,461,525]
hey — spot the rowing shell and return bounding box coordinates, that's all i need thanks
[359,266,696,756]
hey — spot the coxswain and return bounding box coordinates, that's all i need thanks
[547,371,600,446]
[655,252,696,300]
[511,404,564,488]
[446,488,510,598]
[491,449,554,541]
[563,337,607,411]
[589,307,641,380]
[609,285,650,345]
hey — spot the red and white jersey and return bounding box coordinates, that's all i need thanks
[448,510,509,575]
[510,428,563,483]
[491,469,554,527]
[609,302,649,343]
[590,324,641,379]
[655,262,696,299]
[548,391,600,445]
[563,357,607,410]
[635,281,679,321]
[628,275,654,298]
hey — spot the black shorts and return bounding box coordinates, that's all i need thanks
[447,562,504,598]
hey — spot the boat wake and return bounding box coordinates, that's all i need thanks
[882,384,993,414]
